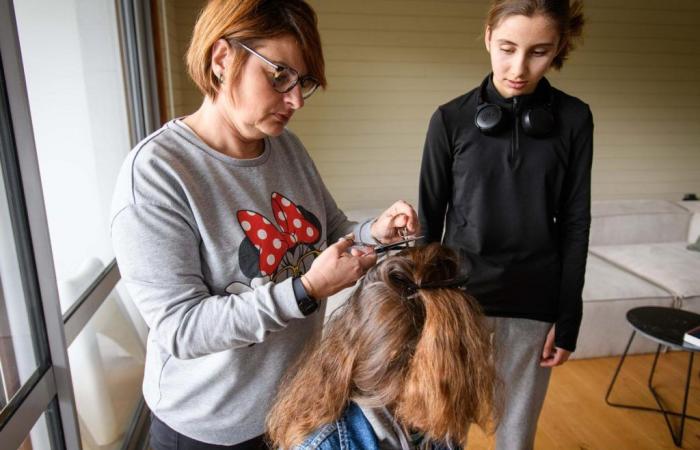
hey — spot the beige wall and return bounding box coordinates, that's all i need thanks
[157,0,204,119]
[159,0,700,211]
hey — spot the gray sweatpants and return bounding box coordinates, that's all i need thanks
[488,317,553,450]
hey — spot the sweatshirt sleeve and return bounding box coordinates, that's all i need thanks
[111,202,306,360]
[419,107,453,243]
[555,107,594,351]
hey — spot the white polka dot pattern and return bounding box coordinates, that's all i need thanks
[236,192,321,276]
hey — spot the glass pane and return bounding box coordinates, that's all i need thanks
[68,280,146,450]
[17,411,54,450]
[155,0,205,119]
[13,0,132,312]
[0,160,39,410]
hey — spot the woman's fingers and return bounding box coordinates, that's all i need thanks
[357,251,378,270]
[391,200,420,235]
[302,234,377,298]
[331,234,355,253]
[373,200,421,242]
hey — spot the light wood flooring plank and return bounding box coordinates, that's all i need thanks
[467,352,700,449]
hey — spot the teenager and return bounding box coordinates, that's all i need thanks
[419,1,591,449]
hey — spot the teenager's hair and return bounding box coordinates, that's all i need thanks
[267,243,498,449]
[485,0,585,70]
[186,0,326,98]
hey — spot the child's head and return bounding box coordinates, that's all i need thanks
[483,0,585,98]
[485,0,585,70]
[267,243,497,448]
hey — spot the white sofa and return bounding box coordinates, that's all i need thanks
[333,200,700,360]
[576,199,700,359]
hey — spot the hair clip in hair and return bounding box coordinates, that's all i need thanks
[391,273,470,299]
[417,275,470,291]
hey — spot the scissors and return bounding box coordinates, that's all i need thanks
[351,236,424,254]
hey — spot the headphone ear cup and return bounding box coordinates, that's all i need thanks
[521,107,554,137]
[475,103,504,135]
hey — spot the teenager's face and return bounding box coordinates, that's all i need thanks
[485,14,560,98]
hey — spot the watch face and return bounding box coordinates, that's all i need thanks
[299,296,318,316]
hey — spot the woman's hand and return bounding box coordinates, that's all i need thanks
[301,235,377,299]
[540,325,572,367]
[370,200,420,244]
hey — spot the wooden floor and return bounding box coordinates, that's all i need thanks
[467,351,700,449]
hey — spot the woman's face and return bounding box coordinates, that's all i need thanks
[485,14,560,98]
[220,35,308,140]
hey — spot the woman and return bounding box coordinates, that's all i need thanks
[266,243,498,450]
[111,1,417,448]
[418,1,591,449]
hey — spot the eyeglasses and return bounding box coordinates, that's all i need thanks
[228,39,320,99]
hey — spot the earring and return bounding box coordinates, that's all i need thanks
[218,72,224,84]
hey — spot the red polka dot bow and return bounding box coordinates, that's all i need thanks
[237,192,320,276]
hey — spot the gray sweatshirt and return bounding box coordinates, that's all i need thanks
[110,120,372,445]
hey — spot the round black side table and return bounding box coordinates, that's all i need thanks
[605,306,700,447]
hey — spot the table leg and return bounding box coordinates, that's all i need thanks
[605,330,636,405]
[647,343,663,388]
[648,350,695,447]
[606,333,700,447]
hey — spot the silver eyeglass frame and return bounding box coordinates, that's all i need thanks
[226,38,320,99]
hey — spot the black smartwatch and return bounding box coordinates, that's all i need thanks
[292,276,318,316]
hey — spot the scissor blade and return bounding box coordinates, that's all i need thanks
[374,236,423,254]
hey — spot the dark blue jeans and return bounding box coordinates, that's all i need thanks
[149,414,269,450]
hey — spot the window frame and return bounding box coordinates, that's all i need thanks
[0,0,160,448]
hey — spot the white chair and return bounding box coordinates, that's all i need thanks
[61,258,146,448]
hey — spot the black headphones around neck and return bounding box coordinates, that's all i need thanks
[474,75,555,138]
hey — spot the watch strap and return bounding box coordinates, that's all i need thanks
[292,276,318,316]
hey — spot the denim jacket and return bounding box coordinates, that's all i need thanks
[293,402,454,450]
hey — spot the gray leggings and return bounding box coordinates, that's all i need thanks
[488,317,553,450]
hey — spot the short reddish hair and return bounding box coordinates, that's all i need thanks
[186,0,326,98]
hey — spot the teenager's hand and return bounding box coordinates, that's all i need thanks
[301,235,377,299]
[370,200,420,244]
[540,325,572,367]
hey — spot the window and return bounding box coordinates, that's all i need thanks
[0,164,40,410]
[13,0,132,313]
[0,0,158,448]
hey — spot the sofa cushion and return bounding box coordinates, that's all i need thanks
[678,201,700,242]
[679,297,700,316]
[590,242,700,299]
[575,255,675,359]
[679,200,700,213]
[574,297,673,359]
[689,215,700,243]
[583,254,671,302]
[590,200,690,246]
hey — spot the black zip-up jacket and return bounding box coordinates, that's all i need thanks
[419,75,593,351]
